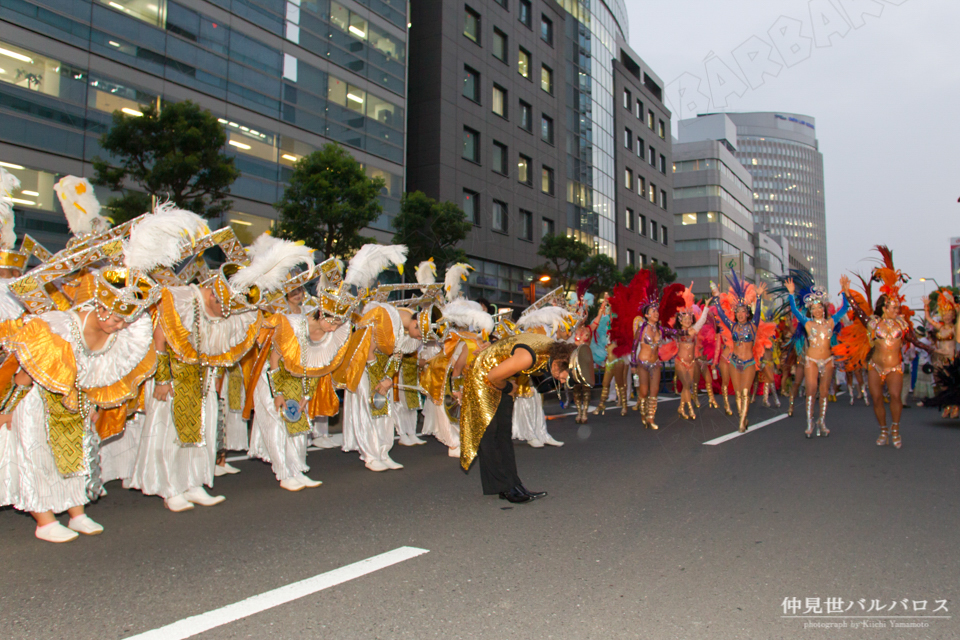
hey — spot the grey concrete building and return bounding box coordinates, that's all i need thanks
[0,0,407,250]
[724,111,828,285]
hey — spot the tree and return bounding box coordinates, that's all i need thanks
[578,253,621,297]
[93,100,240,223]
[621,264,639,284]
[274,143,385,258]
[392,191,472,271]
[536,234,592,293]
[652,262,677,286]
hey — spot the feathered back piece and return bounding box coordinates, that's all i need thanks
[416,259,437,293]
[54,176,109,238]
[444,262,473,302]
[344,244,407,290]
[770,268,815,321]
[0,167,20,251]
[658,282,687,328]
[935,287,957,318]
[725,269,756,308]
[516,305,574,339]
[870,245,907,306]
[441,298,493,334]
[123,201,210,274]
[608,270,652,358]
[229,234,315,294]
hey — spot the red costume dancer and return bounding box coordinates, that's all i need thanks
[659,284,709,420]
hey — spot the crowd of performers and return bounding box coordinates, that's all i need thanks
[0,169,955,545]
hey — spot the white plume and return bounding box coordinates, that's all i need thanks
[229,234,316,294]
[245,233,277,260]
[516,305,574,338]
[416,260,437,292]
[0,167,20,250]
[441,298,494,334]
[54,175,109,237]
[344,244,407,290]
[444,262,474,302]
[124,201,210,273]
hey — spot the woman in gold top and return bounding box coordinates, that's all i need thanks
[457,333,574,503]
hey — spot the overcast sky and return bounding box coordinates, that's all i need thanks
[626,0,959,304]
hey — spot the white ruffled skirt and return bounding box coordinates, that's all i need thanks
[392,400,418,438]
[248,371,308,481]
[341,373,394,463]
[126,380,218,499]
[13,387,88,514]
[100,413,144,484]
[512,389,553,443]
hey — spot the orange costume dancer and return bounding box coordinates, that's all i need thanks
[659,284,710,420]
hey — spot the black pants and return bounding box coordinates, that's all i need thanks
[478,391,521,495]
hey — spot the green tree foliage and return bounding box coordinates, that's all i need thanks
[652,262,678,286]
[93,100,240,224]
[392,191,472,271]
[578,253,621,297]
[536,234,592,293]
[274,143,385,258]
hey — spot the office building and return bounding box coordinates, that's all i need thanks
[0,0,407,250]
[406,0,673,304]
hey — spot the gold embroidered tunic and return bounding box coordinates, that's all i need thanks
[459,332,553,470]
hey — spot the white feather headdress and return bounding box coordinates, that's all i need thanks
[0,167,21,251]
[444,262,474,302]
[54,175,109,237]
[441,298,493,334]
[344,244,407,290]
[123,201,210,273]
[416,259,437,292]
[516,305,574,339]
[229,234,316,294]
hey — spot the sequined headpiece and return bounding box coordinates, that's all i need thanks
[89,267,161,322]
[803,286,829,310]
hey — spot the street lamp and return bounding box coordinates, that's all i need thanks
[539,275,551,283]
[919,277,942,289]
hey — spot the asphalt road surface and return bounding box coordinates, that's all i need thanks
[3,393,959,639]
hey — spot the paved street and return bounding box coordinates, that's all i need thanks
[2,393,959,640]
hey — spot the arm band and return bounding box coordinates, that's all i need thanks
[155,351,173,385]
[0,382,31,414]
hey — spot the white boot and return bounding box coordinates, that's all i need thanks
[383,455,404,470]
[184,486,226,506]
[35,521,78,543]
[296,473,322,488]
[448,446,461,458]
[164,494,195,512]
[311,434,342,449]
[67,514,104,536]
[214,462,241,476]
[543,435,564,447]
[365,459,389,472]
[528,439,544,448]
[280,477,305,492]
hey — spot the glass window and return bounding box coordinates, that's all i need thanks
[627,249,635,266]
[519,100,532,132]
[659,154,666,174]
[680,213,697,225]
[648,183,656,203]
[519,209,532,240]
[519,0,531,27]
[639,214,647,236]
[463,188,479,224]
[464,7,480,43]
[638,176,645,197]
[636,137,643,157]
[661,225,668,245]
[518,154,531,184]
[648,109,655,129]
[517,47,530,79]
[97,0,165,27]
[624,128,632,149]
[625,208,634,231]
[463,65,479,101]
[0,41,88,106]
[635,99,642,119]
[495,0,507,8]
[623,89,631,109]
[542,217,554,237]
[540,65,553,94]
[492,84,506,117]
[492,200,507,232]
[463,127,479,162]
[0,163,58,212]
[624,168,633,190]
[542,166,554,195]
[659,119,666,139]
[540,15,553,44]
[541,114,554,144]
[492,141,507,174]
[650,220,658,241]
[649,145,656,166]
[660,189,668,209]
[493,28,507,62]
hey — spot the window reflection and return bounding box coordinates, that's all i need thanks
[98,0,166,28]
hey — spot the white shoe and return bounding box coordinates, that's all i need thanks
[543,436,564,447]
[382,456,403,470]
[164,494,195,512]
[280,477,305,492]
[214,462,241,476]
[311,435,341,449]
[365,459,389,472]
[35,521,78,543]
[67,514,104,535]
[397,434,417,446]
[448,446,461,458]
[184,487,226,506]
[297,473,322,488]
[528,439,544,448]
[409,435,427,445]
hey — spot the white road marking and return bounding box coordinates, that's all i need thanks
[549,397,679,418]
[123,546,429,640]
[703,414,789,445]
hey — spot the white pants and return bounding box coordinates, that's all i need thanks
[512,389,553,443]
[248,371,309,481]
[342,373,394,463]
[100,413,144,484]
[422,401,459,449]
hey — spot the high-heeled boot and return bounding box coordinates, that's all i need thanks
[805,396,816,438]
[722,391,733,416]
[678,400,690,419]
[862,388,870,406]
[692,391,701,409]
[817,397,829,436]
[617,383,628,416]
[705,383,718,409]
[687,399,697,420]
[645,397,659,430]
[593,383,609,415]
[849,380,856,405]
[636,397,647,425]
[890,422,901,449]
[788,394,796,417]
[876,424,889,446]
[762,382,771,407]
[737,390,750,433]
[769,383,781,408]
[573,387,584,423]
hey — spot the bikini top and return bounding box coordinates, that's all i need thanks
[731,322,756,344]
[805,319,834,349]
[642,326,662,349]
[872,317,905,347]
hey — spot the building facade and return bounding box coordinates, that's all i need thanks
[724,112,828,286]
[407,0,673,304]
[0,0,407,250]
